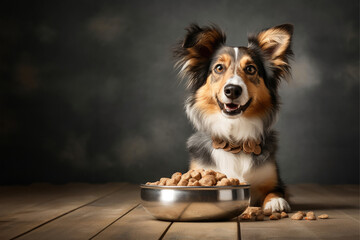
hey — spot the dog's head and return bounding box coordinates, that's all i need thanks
[174,24,293,137]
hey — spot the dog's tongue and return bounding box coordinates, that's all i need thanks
[225,103,239,111]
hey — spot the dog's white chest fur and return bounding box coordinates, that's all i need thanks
[189,110,276,185]
[210,150,276,186]
[211,150,253,182]
[186,109,264,143]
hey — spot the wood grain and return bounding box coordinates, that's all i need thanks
[0,184,358,240]
[316,184,359,221]
[0,183,123,239]
[163,220,238,240]
[17,184,140,240]
[92,205,172,240]
[0,183,77,217]
[240,184,359,240]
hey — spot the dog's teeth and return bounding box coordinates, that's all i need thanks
[224,103,240,111]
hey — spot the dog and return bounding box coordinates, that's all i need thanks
[174,23,293,212]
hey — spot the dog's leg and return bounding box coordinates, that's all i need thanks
[249,165,291,212]
[261,168,291,212]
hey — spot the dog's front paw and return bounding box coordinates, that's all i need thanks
[263,197,291,212]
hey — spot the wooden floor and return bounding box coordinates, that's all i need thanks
[0,183,358,240]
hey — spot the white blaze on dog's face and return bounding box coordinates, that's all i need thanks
[221,47,250,108]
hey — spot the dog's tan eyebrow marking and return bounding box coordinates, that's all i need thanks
[240,55,254,68]
[215,54,232,66]
[218,53,230,61]
[217,56,226,62]
[239,54,260,85]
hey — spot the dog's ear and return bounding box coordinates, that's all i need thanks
[174,24,226,91]
[248,24,293,80]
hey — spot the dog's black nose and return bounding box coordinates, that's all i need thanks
[224,84,242,99]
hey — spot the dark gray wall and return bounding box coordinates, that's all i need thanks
[1,0,358,185]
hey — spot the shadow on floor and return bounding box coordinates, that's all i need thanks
[291,203,358,211]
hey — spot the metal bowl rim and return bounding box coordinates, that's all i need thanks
[140,184,250,190]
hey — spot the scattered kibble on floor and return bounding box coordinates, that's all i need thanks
[291,211,304,220]
[269,214,279,220]
[318,214,329,219]
[239,208,329,222]
[305,211,317,220]
[281,211,288,218]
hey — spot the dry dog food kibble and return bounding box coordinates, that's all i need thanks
[304,211,316,220]
[238,207,328,222]
[291,211,326,221]
[269,214,279,220]
[188,178,201,186]
[229,178,240,185]
[291,212,304,220]
[298,211,306,216]
[146,169,246,186]
[318,214,329,219]
[273,212,281,219]
[199,175,216,186]
[240,207,265,221]
[239,207,328,222]
[146,181,159,185]
[177,179,188,186]
[240,213,252,220]
[158,178,170,186]
[181,172,192,180]
[216,178,231,186]
[204,169,216,176]
[190,171,201,180]
[171,172,182,182]
[216,172,227,181]
[281,211,288,218]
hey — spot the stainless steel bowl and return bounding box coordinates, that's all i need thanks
[140,184,250,221]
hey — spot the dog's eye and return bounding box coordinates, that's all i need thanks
[214,64,225,74]
[245,65,257,75]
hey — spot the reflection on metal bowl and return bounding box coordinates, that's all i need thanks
[140,184,250,221]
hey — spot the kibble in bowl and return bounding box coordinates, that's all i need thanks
[146,169,248,187]
[141,169,250,221]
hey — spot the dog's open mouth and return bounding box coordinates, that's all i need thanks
[216,97,253,116]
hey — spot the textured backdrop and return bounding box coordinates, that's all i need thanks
[1,0,358,184]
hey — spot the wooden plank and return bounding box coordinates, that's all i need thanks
[2,183,358,240]
[316,184,359,221]
[289,184,359,216]
[0,183,123,239]
[0,183,75,217]
[163,219,238,240]
[17,184,140,240]
[291,184,359,239]
[241,217,320,240]
[92,205,172,240]
[240,184,359,240]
